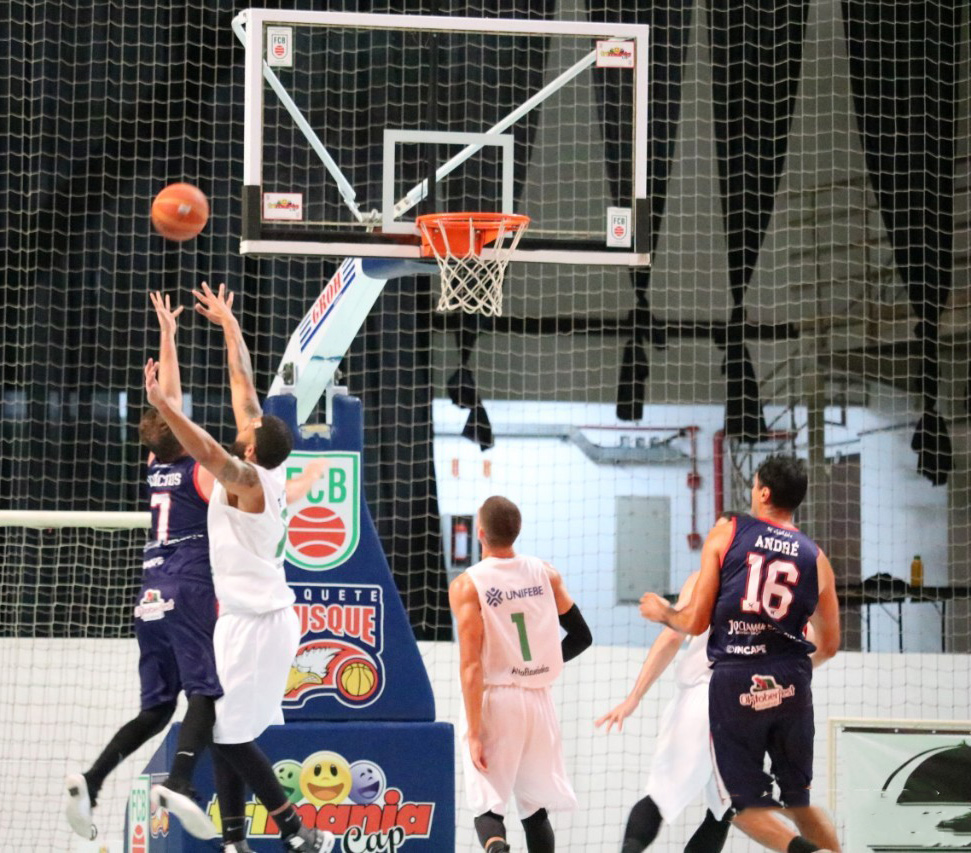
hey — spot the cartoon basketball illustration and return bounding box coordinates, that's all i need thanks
[338,658,378,701]
[288,506,346,560]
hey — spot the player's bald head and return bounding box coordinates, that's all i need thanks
[478,496,522,549]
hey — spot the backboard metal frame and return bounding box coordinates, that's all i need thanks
[234,9,651,266]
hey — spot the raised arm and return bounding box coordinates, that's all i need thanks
[144,359,262,506]
[194,282,262,432]
[449,572,488,773]
[596,571,699,733]
[285,458,329,506]
[809,549,840,667]
[149,291,184,407]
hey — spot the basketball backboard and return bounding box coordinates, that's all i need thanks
[233,9,651,266]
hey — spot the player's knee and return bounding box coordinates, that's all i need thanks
[139,701,177,736]
[521,808,554,853]
[474,810,506,848]
[623,795,663,849]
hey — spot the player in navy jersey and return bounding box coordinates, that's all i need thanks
[640,455,841,853]
[66,293,222,841]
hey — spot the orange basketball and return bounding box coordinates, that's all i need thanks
[151,183,209,242]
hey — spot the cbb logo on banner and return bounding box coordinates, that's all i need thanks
[285,452,361,571]
[286,582,386,710]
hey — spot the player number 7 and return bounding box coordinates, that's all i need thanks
[510,612,533,661]
[150,492,171,543]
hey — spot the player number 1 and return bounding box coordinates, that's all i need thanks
[510,612,533,661]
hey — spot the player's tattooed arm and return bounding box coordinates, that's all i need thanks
[194,281,262,431]
[145,358,262,503]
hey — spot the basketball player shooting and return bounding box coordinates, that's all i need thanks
[450,496,593,853]
[596,553,734,852]
[144,283,334,853]
[65,293,221,842]
[639,456,842,853]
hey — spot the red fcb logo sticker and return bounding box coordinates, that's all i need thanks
[273,42,287,58]
[289,505,347,561]
[613,222,626,239]
[131,823,147,853]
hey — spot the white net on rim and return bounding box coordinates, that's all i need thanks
[417,213,530,316]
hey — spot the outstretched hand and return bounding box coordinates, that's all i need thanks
[150,291,184,336]
[144,359,164,407]
[595,697,639,733]
[193,281,236,326]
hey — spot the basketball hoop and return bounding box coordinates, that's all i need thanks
[416,212,530,316]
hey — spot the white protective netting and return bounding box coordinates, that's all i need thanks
[1,0,969,850]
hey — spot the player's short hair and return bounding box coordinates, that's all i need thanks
[253,414,293,470]
[479,496,522,548]
[755,455,808,512]
[138,407,183,463]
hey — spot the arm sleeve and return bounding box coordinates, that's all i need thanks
[558,603,592,662]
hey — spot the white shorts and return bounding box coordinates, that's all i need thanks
[463,685,578,819]
[645,681,729,822]
[212,607,300,744]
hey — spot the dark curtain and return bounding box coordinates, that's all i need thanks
[1,0,452,638]
[708,0,811,441]
[842,0,956,485]
[589,0,693,421]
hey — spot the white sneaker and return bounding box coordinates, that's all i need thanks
[64,773,97,840]
[285,827,336,852]
[151,782,220,839]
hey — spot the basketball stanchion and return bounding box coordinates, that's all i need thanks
[417,212,530,316]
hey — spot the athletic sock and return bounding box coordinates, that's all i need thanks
[221,816,247,844]
[272,804,305,839]
[166,695,215,786]
[621,795,663,852]
[788,838,820,853]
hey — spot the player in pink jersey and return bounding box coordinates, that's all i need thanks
[450,496,592,853]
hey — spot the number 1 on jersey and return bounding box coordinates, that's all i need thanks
[510,612,533,661]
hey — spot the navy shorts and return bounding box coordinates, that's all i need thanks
[709,656,814,811]
[134,574,222,709]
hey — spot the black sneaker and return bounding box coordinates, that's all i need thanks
[938,811,971,834]
[486,842,511,853]
[151,778,219,839]
[283,826,336,851]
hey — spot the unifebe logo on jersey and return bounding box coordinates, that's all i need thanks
[285,452,361,571]
[205,749,434,852]
[285,582,385,709]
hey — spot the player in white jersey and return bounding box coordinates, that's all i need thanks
[597,568,731,853]
[145,283,333,853]
[450,496,592,853]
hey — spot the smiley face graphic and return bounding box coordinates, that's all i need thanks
[348,760,386,805]
[273,759,304,804]
[299,751,352,806]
